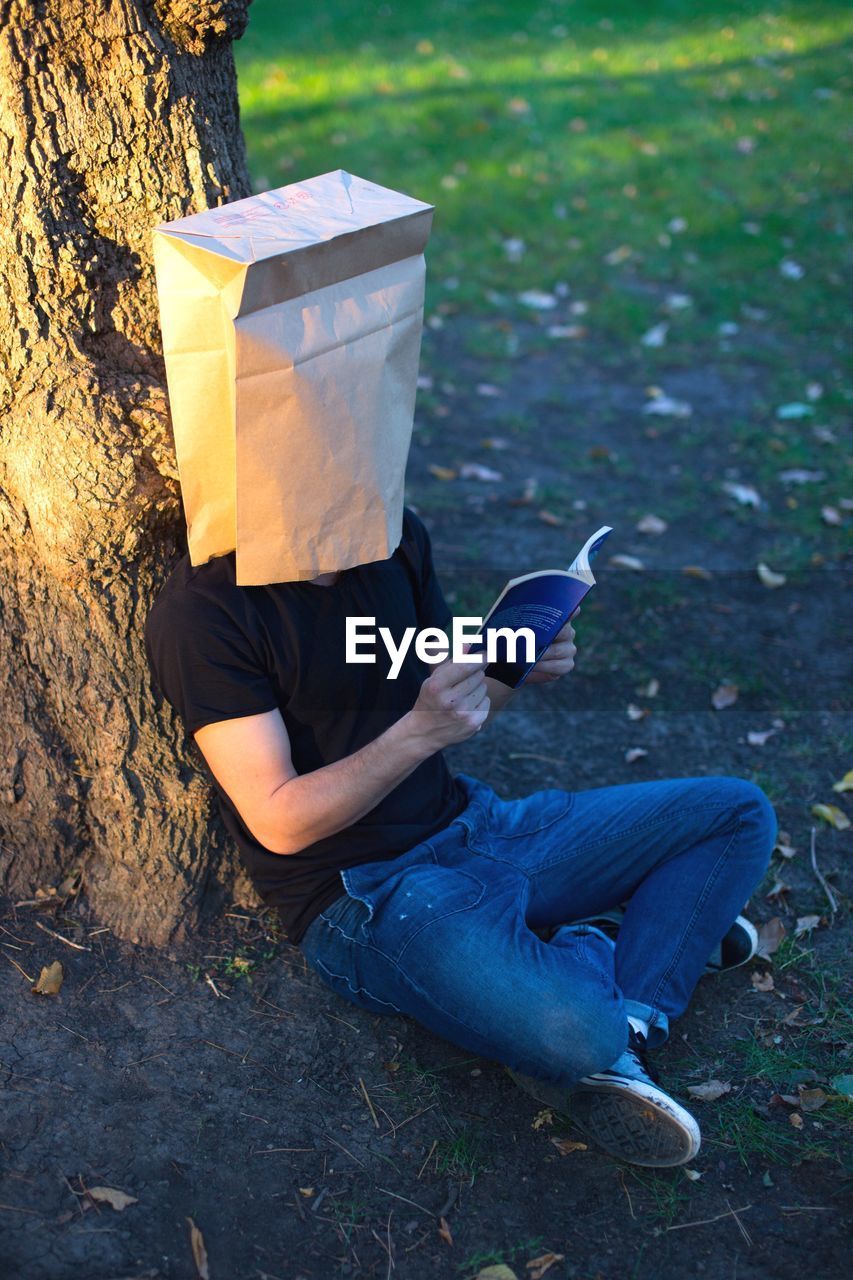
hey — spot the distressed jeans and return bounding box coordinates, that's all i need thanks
[300,771,777,1085]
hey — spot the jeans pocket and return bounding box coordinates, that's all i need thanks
[463,786,575,852]
[342,855,486,965]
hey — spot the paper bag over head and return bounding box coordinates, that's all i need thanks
[152,169,435,585]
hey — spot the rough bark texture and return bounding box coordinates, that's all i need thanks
[0,0,259,945]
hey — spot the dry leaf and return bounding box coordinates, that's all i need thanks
[518,289,557,310]
[711,683,739,710]
[476,1267,519,1280]
[551,1137,587,1155]
[610,554,645,571]
[637,678,660,698]
[811,803,850,830]
[752,970,775,992]
[682,564,713,580]
[526,1253,565,1280]
[636,513,668,535]
[794,914,821,937]
[532,1109,555,1130]
[438,1215,454,1247]
[642,394,692,418]
[428,463,457,482]
[537,509,565,527]
[640,322,668,348]
[87,1186,138,1212]
[625,748,649,764]
[757,562,787,589]
[684,1168,702,1182]
[626,703,649,721]
[721,481,762,508]
[298,1187,315,1197]
[509,478,538,506]
[789,1112,804,1129]
[748,728,777,746]
[757,916,786,959]
[187,1217,210,1280]
[832,770,853,793]
[460,462,503,482]
[774,832,797,859]
[799,1087,828,1113]
[31,961,63,996]
[687,1079,732,1102]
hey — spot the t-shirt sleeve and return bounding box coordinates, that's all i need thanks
[144,586,280,737]
[403,508,453,632]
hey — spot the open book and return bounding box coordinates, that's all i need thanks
[467,526,613,688]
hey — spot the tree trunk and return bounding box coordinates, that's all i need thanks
[0,0,259,945]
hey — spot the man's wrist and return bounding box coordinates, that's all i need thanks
[388,708,441,767]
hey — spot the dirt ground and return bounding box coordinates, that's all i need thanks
[2,321,850,1279]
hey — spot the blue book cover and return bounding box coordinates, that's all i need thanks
[468,526,613,688]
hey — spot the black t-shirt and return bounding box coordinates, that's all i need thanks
[143,507,467,945]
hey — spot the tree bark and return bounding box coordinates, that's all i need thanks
[0,0,258,945]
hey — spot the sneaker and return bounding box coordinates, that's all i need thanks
[540,909,758,976]
[509,1029,701,1168]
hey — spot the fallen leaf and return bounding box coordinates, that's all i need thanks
[789,1111,804,1129]
[537,509,565,527]
[757,562,786,589]
[546,324,586,339]
[722,481,762,508]
[682,564,713,580]
[830,1073,853,1097]
[640,322,668,348]
[765,879,790,900]
[636,513,668,535]
[476,1267,519,1280]
[776,402,814,419]
[480,436,511,450]
[684,1168,702,1182]
[532,1108,555,1130]
[626,704,649,721]
[298,1187,315,1197]
[625,748,649,764]
[794,914,821,937]
[799,1087,828,1113]
[551,1137,588,1155]
[610,554,645,571]
[774,832,797,859]
[832,770,853,793]
[687,1079,732,1102]
[87,1186,138,1212]
[757,916,786,959]
[712,683,739,710]
[460,463,503,482]
[779,468,824,484]
[526,1253,564,1280]
[811,803,850,830]
[642,394,692,418]
[637,678,660,698]
[518,289,557,310]
[187,1217,210,1280]
[748,728,777,746]
[438,1215,453,1246]
[752,970,775,992]
[428,464,457,481]
[31,961,63,996]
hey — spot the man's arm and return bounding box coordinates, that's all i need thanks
[193,646,490,856]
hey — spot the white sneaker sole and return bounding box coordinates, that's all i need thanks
[507,1067,701,1168]
[571,1073,701,1167]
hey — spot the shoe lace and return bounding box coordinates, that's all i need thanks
[627,1029,660,1084]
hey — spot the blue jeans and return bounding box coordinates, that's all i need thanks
[300,771,776,1085]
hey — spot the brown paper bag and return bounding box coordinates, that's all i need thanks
[152,169,434,585]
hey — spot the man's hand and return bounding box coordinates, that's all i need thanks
[523,608,579,685]
[407,643,490,750]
